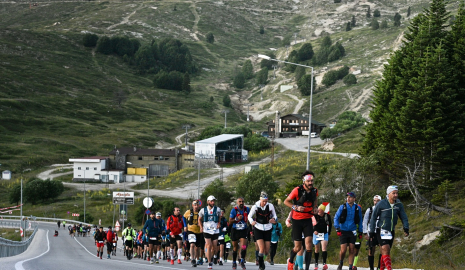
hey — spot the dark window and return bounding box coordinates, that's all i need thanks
[154,157,158,160]
[86,167,89,170]
[138,156,142,160]
[94,167,97,170]
[78,167,81,170]
[165,158,169,160]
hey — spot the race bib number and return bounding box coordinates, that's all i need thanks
[236,223,245,229]
[316,233,324,241]
[218,235,225,240]
[226,243,231,248]
[208,225,216,231]
[98,241,104,243]
[352,230,357,236]
[188,234,197,243]
[150,237,157,240]
[381,230,393,240]
[113,243,116,246]
[179,233,183,237]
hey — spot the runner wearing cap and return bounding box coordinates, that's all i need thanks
[184,200,204,267]
[333,192,363,270]
[217,209,229,265]
[312,204,331,270]
[94,226,106,259]
[369,186,409,270]
[363,195,382,270]
[229,197,250,270]
[155,212,166,262]
[143,211,164,264]
[198,195,221,270]
[122,223,137,260]
[106,226,116,259]
[284,171,319,270]
[248,191,278,270]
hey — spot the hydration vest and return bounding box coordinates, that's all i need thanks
[256,204,271,224]
[339,203,360,224]
[234,206,249,223]
[203,206,219,223]
[188,209,199,225]
[293,185,317,206]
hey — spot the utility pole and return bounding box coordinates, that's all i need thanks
[259,84,265,101]
[272,65,277,79]
[285,45,289,58]
[244,103,253,122]
[182,124,191,149]
[221,110,230,128]
[294,33,298,45]
[271,137,275,170]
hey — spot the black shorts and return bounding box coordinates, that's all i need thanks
[106,242,113,251]
[291,218,314,241]
[148,236,160,246]
[339,231,356,245]
[203,233,219,241]
[253,227,272,242]
[218,239,225,246]
[376,230,395,247]
[231,228,248,242]
[170,234,183,245]
[125,240,134,248]
[187,232,204,248]
[355,241,361,249]
[367,230,380,247]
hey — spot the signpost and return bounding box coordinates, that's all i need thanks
[20,227,23,237]
[115,221,121,232]
[112,192,134,205]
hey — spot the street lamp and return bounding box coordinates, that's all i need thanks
[257,54,314,170]
[123,161,132,230]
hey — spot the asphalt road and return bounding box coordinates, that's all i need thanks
[0,221,422,270]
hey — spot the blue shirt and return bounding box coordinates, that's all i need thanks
[230,206,250,230]
[333,203,363,233]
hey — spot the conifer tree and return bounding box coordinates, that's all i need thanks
[242,60,254,79]
[346,22,352,31]
[366,6,371,18]
[407,6,411,17]
[351,15,356,27]
[182,72,191,93]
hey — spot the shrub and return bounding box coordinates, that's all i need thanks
[235,168,278,204]
[96,36,112,54]
[380,20,388,29]
[206,32,215,44]
[297,43,314,61]
[343,74,357,85]
[373,9,381,17]
[371,19,380,30]
[82,33,98,47]
[244,133,270,151]
[233,72,246,89]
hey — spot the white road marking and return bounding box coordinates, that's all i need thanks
[15,230,50,270]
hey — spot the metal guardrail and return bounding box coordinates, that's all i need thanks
[0,216,93,227]
[0,220,38,258]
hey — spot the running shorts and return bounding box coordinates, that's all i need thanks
[291,218,314,241]
[230,228,248,242]
[253,227,272,242]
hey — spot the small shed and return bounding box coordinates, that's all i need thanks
[2,170,12,180]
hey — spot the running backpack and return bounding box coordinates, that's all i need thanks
[233,206,249,223]
[256,204,271,224]
[188,209,199,225]
[293,185,318,206]
[339,203,360,224]
[203,206,219,223]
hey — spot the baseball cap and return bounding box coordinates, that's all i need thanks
[347,192,356,198]
[207,195,216,201]
[128,223,132,227]
[156,212,161,217]
[260,191,268,200]
[373,195,382,200]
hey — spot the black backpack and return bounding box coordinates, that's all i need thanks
[339,203,360,224]
[293,185,317,206]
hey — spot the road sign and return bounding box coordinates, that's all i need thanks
[143,197,153,208]
[113,192,134,205]
[28,222,31,230]
[115,226,120,232]
[20,227,23,237]
[145,209,151,215]
[115,221,120,227]
[72,213,80,217]
[121,210,126,215]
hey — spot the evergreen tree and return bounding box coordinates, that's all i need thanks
[343,74,357,85]
[351,15,356,27]
[233,72,246,89]
[321,36,332,48]
[407,6,411,17]
[206,32,215,44]
[259,26,265,34]
[297,43,314,61]
[82,33,98,47]
[380,20,388,29]
[334,0,341,3]
[297,74,315,96]
[96,36,112,54]
[256,67,269,85]
[242,60,254,79]
[182,72,191,93]
[371,19,380,30]
[366,6,371,18]
[295,66,306,82]
[260,52,276,69]
[394,12,402,26]
[346,22,352,31]
[363,0,463,184]
[223,94,231,107]
[374,9,381,17]
[285,50,298,72]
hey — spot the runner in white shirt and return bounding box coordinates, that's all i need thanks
[248,191,277,270]
[199,195,221,270]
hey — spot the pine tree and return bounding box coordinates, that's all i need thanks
[346,22,352,31]
[242,60,254,79]
[182,72,191,93]
[371,19,379,30]
[374,9,381,17]
[407,6,411,17]
[393,12,402,26]
[351,15,356,27]
[366,6,371,18]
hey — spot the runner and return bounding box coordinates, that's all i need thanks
[369,186,409,270]
[57,220,61,229]
[224,229,232,262]
[156,212,166,261]
[363,195,382,270]
[143,211,163,264]
[312,204,332,270]
[106,226,116,259]
[94,226,106,259]
[217,209,229,265]
[167,207,185,265]
[270,219,283,265]
[122,223,137,260]
[248,191,278,270]
[333,192,363,270]
[184,200,204,267]
[198,195,221,270]
[285,213,305,270]
[284,171,319,270]
[229,197,250,270]
[62,220,66,229]
[136,229,144,258]
[161,231,169,260]
[112,229,119,256]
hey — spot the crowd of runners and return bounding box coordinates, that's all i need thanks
[62,170,409,270]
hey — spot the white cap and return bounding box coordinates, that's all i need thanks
[156,212,161,217]
[386,185,398,195]
[207,195,216,201]
[373,195,382,200]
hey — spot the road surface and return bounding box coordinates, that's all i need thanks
[274,137,360,159]
[0,221,421,270]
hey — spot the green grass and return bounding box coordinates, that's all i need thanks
[0,228,22,241]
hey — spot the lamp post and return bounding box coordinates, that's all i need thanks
[245,103,253,122]
[221,110,230,128]
[124,161,132,230]
[258,54,314,170]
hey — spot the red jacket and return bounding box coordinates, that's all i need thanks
[167,215,183,235]
[106,230,116,242]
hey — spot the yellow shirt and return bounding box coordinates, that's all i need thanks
[184,209,201,234]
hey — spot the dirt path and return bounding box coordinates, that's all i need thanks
[285,93,305,114]
[189,1,218,60]
[107,5,143,30]
[37,164,73,180]
[348,87,372,112]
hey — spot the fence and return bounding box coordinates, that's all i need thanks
[0,220,38,258]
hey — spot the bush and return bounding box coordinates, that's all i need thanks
[153,70,184,91]
[206,32,215,44]
[82,33,98,47]
[223,94,231,107]
[297,43,314,61]
[297,74,315,96]
[373,9,381,17]
[235,168,278,204]
[244,133,270,151]
[233,72,246,89]
[96,36,112,54]
[380,20,388,29]
[343,74,357,85]
[371,19,380,30]
[21,178,64,204]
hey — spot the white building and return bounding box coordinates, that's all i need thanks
[2,170,12,180]
[69,156,123,183]
[195,134,246,163]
